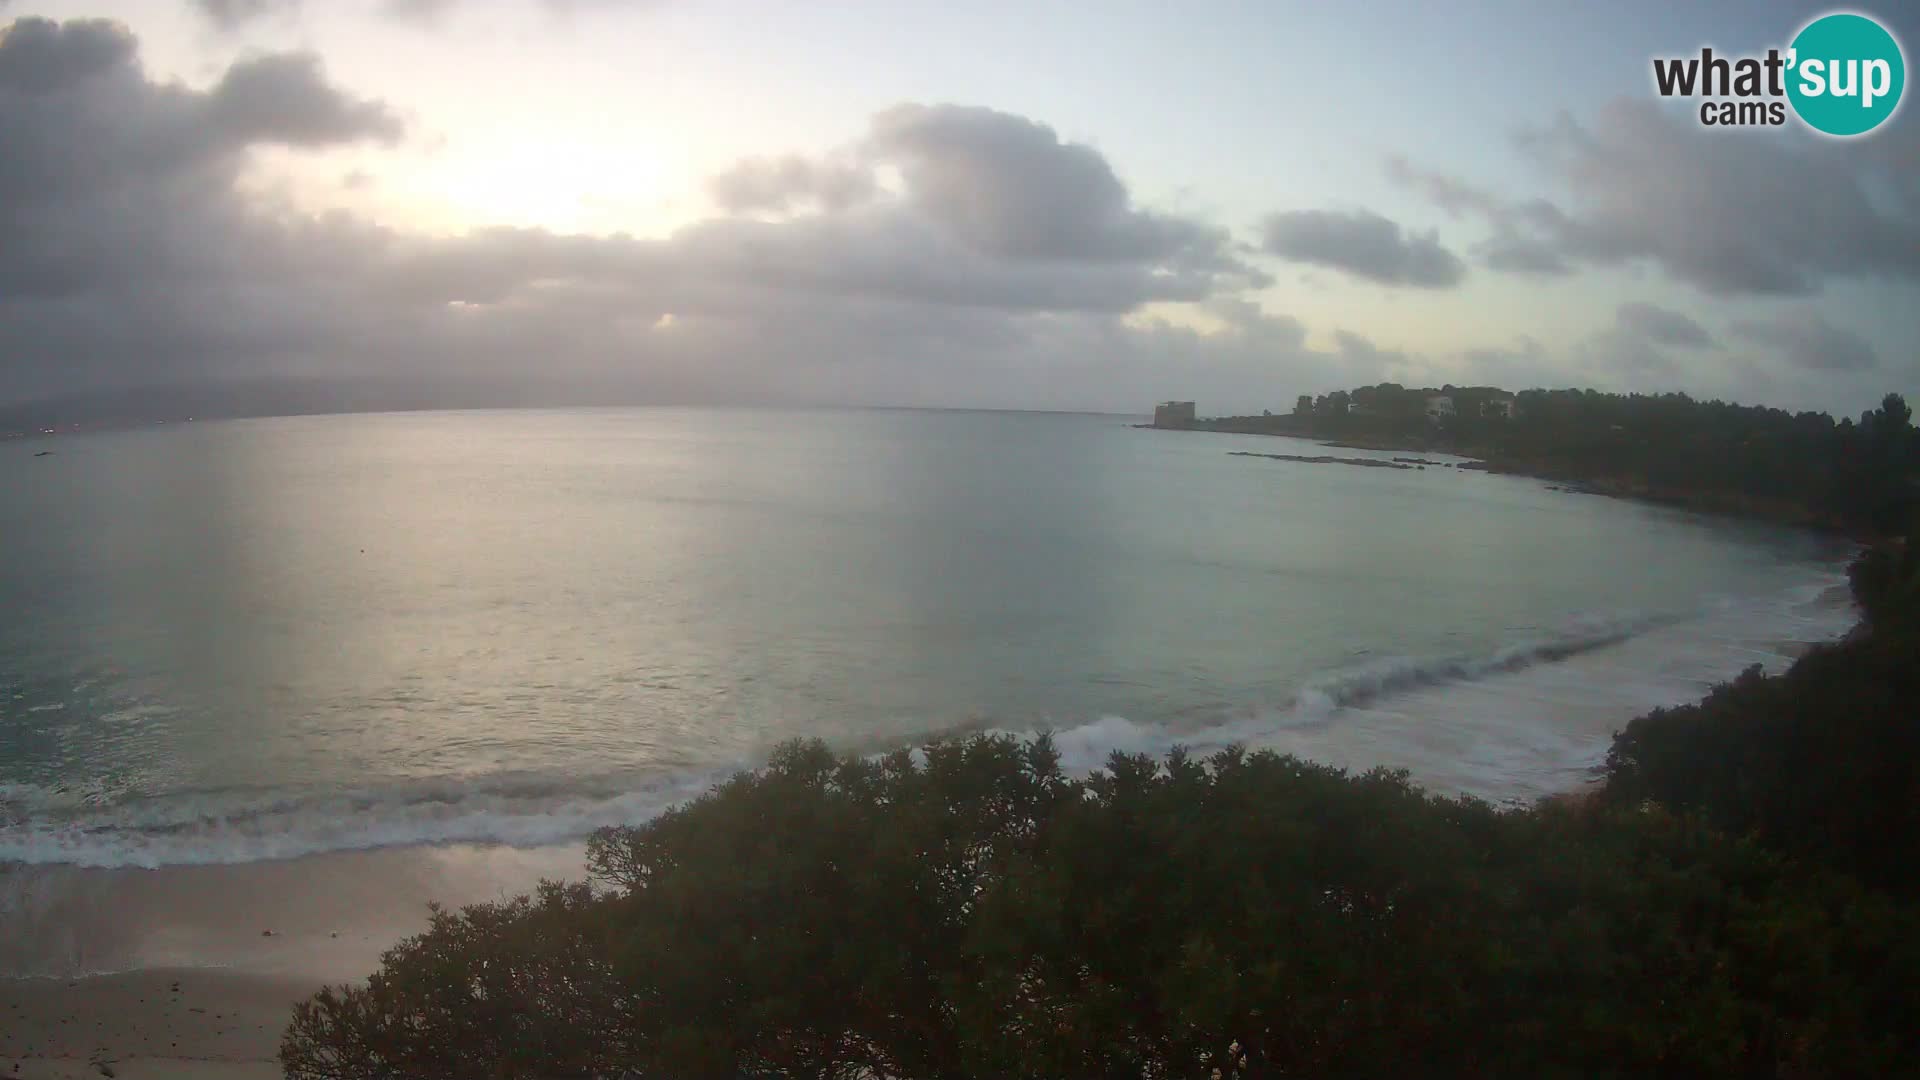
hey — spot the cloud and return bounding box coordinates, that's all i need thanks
[1448,336,1581,390]
[1257,209,1466,288]
[1564,302,1717,385]
[1479,235,1573,276]
[381,210,1230,315]
[707,154,876,215]
[382,0,459,20]
[0,17,402,392]
[867,104,1243,275]
[692,103,1261,300]
[0,15,135,93]
[1,18,398,209]
[189,0,296,28]
[1731,312,1879,372]
[1389,101,1920,296]
[206,53,402,146]
[1615,301,1713,349]
[0,17,1299,415]
[9,17,1896,422]
[186,0,655,27]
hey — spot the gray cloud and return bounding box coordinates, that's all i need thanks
[0,17,1299,416]
[207,53,402,146]
[187,0,653,27]
[1451,337,1580,391]
[1731,312,1880,372]
[1389,101,1920,296]
[1258,209,1466,288]
[867,104,1244,276]
[695,103,1261,296]
[707,154,876,215]
[1615,301,1713,349]
[378,210,1229,315]
[0,15,134,93]
[1575,330,1677,378]
[381,0,459,21]
[0,16,402,393]
[190,0,296,28]
[12,16,1896,422]
[1564,302,1717,386]
[1480,235,1572,276]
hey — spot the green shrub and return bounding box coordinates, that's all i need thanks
[283,736,1920,1078]
[1604,556,1920,898]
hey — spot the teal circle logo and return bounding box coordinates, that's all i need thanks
[1786,12,1905,137]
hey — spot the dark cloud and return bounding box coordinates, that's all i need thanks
[207,53,402,146]
[1615,301,1713,349]
[0,17,402,395]
[707,154,876,215]
[1258,209,1466,288]
[1731,312,1879,372]
[1389,101,1920,296]
[0,16,134,94]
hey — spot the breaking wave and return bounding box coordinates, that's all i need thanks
[0,597,1853,870]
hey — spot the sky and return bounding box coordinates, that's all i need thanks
[2,0,1917,418]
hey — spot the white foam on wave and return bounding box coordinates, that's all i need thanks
[0,768,738,870]
[0,573,1859,869]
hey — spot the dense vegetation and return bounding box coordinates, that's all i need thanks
[283,536,1920,1078]
[1605,532,1920,899]
[1191,386,1919,536]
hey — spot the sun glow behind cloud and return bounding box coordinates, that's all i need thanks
[2,0,1916,416]
[400,137,677,236]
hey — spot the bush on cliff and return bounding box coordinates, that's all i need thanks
[282,735,1920,1079]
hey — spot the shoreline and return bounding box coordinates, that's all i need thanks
[1153,420,1878,542]
[2,844,587,1076]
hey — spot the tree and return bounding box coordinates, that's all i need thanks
[1294,394,1312,416]
[1880,392,1913,435]
[1252,382,1918,535]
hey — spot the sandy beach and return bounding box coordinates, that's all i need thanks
[1,843,589,1078]
[2,968,309,1078]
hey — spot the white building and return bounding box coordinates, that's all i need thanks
[1482,395,1516,419]
[1424,394,1455,421]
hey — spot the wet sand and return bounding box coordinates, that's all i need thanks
[1,843,590,1077]
[2,968,308,1078]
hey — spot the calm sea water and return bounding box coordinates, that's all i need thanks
[0,408,1855,867]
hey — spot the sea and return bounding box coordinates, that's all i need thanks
[0,407,1859,871]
